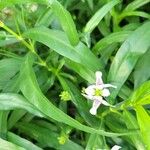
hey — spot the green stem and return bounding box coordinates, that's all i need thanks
[0,22,53,70]
[111,8,120,32]
[2,25,35,53]
[0,21,60,76]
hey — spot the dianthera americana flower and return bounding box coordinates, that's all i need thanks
[111,145,121,150]
[82,71,116,115]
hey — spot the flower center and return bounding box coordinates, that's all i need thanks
[94,88,102,96]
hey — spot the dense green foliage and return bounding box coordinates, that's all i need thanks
[0,0,150,149]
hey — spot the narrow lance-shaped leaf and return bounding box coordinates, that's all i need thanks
[86,0,94,10]
[8,110,26,130]
[131,81,150,106]
[0,138,25,150]
[93,31,132,53]
[51,0,79,46]
[86,119,107,150]
[134,50,150,88]
[84,0,120,33]
[124,0,150,11]
[0,111,9,139]
[121,81,150,107]
[35,8,54,27]
[0,58,21,90]
[23,27,101,71]
[0,93,44,117]
[108,21,150,103]
[135,106,150,150]
[0,38,18,47]
[7,132,42,150]
[123,109,145,150]
[118,11,150,23]
[65,58,95,83]
[119,0,150,23]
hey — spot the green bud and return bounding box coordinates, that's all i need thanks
[81,87,86,94]
[57,134,68,145]
[59,91,71,101]
[0,21,4,27]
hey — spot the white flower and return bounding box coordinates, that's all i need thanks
[111,145,121,150]
[82,71,116,115]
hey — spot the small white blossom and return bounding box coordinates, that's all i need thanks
[82,71,116,115]
[111,145,121,150]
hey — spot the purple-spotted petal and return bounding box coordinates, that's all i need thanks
[95,71,103,86]
[89,98,102,115]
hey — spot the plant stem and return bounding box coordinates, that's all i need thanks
[2,25,35,53]
[0,22,52,69]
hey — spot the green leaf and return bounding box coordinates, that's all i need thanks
[98,20,111,36]
[99,44,118,68]
[86,119,107,150]
[123,109,145,150]
[124,0,150,11]
[65,59,95,83]
[7,132,42,150]
[86,0,94,10]
[118,11,150,23]
[129,81,150,106]
[118,84,132,100]
[122,23,141,31]
[86,133,106,150]
[105,113,127,133]
[121,81,150,108]
[0,111,9,139]
[135,106,150,149]
[0,58,21,90]
[108,21,150,102]
[0,38,19,47]
[0,93,43,117]
[93,31,131,53]
[35,8,54,27]
[23,27,101,71]
[16,122,84,150]
[8,110,26,130]
[84,0,120,33]
[134,50,150,88]
[51,0,79,46]
[19,53,131,137]
[0,138,25,150]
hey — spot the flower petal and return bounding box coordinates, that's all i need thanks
[89,99,102,115]
[82,93,94,101]
[111,145,121,150]
[102,84,117,88]
[101,99,111,106]
[95,71,103,85]
[84,85,95,96]
[102,88,110,97]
